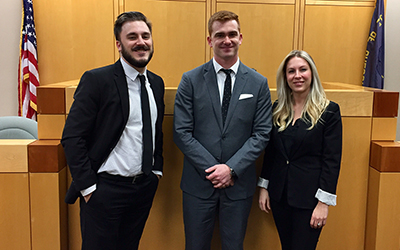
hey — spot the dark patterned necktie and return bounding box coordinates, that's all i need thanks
[138,75,152,175]
[221,69,232,126]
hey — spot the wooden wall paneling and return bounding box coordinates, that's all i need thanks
[371,118,398,141]
[370,90,399,117]
[30,168,68,250]
[317,117,371,250]
[139,116,186,249]
[206,0,216,61]
[124,0,207,88]
[370,141,400,172]
[28,140,67,173]
[35,0,115,85]
[217,2,296,88]
[306,0,375,7]
[219,0,295,3]
[0,173,31,250]
[0,140,35,172]
[66,169,81,250]
[303,4,374,85]
[325,88,373,117]
[244,156,281,249]
[165,87,178,115]
[294,0,306,49]
[366,168,400,250]
[37,114,66,140]
[37,86,66,114]
[114,0,125,61]
[65,85,78,115]
[365,167,380,250]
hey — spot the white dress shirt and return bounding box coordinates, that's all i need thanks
[212,58,240,104]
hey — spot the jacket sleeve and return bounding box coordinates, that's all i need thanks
[61,71,100,191]
[173,73,220,178]
[260,136,276,182]
[319,102,343,195]
[259,101,277,182]
[225,78,272,177]
[151,73,165,173]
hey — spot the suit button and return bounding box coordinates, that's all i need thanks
[286,160,289,165]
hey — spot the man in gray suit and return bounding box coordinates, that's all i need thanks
[173,10,272,250]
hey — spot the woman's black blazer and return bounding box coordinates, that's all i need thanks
[260,101,342,209]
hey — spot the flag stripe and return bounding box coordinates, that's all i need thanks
[18,0,39,119]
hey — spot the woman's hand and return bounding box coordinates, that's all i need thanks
[258,188,271,213]
[310,201,329,229]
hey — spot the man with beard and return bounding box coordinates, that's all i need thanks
[61,11,165,250]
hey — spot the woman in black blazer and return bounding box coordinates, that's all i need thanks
[258,50,342,250]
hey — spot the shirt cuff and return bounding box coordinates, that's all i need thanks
[257,177,269,189]
[81,184,96,197]
[152,170,162,177]
[315,188,337,206]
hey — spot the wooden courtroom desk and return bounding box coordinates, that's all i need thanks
[8,81,393,250]
[0,140,34,250]
[0,139,68,250]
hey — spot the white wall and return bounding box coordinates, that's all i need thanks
[385,0,400,141]
[1,1,400,141]
[0,0,21,116]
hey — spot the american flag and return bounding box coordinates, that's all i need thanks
[18,0,40,119]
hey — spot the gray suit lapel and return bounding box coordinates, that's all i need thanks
[204,61,224,131]
[224,62,248,128]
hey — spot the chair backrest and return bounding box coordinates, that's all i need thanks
[0,116,38,139]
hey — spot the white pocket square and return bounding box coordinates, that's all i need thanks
[239,94,253,100]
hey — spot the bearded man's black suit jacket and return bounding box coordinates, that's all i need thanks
[62,59,165,204]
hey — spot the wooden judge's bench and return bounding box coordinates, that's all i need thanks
[0,82,399,250]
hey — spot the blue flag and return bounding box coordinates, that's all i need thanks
[362,0,384,89]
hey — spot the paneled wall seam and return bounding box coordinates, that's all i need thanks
[299,0,305,50]
[28,172,33,249]
[205,0,214,61]
[114,0,125,61]
[306,0,375,7]
[293,0,305,50]
[293,0,300,49]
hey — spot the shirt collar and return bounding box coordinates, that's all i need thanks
[120,57,148,82]
[212,57,239,75]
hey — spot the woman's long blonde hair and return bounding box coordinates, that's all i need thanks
[274,50,329,131]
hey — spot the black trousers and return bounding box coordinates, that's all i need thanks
[270,197,322,250]
[182,190,253,250]
[79,172,159,250]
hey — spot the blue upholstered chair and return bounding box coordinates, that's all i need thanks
[0,116,38,139]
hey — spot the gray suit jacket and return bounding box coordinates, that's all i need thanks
[173,60,272,200]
